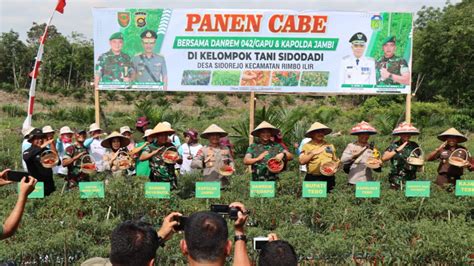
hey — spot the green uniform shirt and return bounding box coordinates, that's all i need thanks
[63,144,89,181]
[135,141,151,177]
[143,142,177,183]
[132,53,167,82]
[385,140,419,185]
[95,50,133,82]
[376,55,409,85]
[246,142,285,181]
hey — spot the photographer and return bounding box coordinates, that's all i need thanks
[180,202,251,266]
[0,169,37,240]
[82,212,182,266]
[258,233,297,266]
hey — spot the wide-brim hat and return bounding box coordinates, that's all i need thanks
[59,126,74,135]
[143,129,153,139]
[251,121,280,137]
[150,122,175,137]
[100,131,130,149]
[120,126,133,135]
[22,127,35,139]
[27,128,46,143]
[42,125,55,134]
[201,124,228,139]
[305,122,332,137]
[437,128,467,143]
[89,123,102,133]
[392,122,420,135]
[350,121,377,135]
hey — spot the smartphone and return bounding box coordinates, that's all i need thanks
[174,216,188,232]
[210,204,230,214]
[253,236,269,250]
[5,171,30,182]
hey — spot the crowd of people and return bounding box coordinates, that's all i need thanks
[12,116,474,196]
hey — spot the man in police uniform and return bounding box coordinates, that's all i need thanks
[340,32,376,85]
[376,36,410,85]
[94,32,133,87]
[132,30,168,87]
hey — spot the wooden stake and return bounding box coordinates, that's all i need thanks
[94,87,100,126]
[106,206,112,220]
[249,91,255,145]
[405,93,411,123]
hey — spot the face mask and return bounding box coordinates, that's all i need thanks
[61,135,72,143]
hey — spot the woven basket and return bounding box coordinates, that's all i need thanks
[162,147,179,164]
[116,151,133,170]
[80,154,96,174]
[448,148,468,168]
[407,147,424,166]
[320,160,340,176]
[365,157,382,169]
[40,150,59,168]
[267,158,284,174]
[219,165,234,176]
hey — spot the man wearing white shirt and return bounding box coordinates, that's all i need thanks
[340,32,376,85]
[84,123,107,172]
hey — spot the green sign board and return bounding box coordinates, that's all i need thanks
[196,182,221,199]
[355,181,381,198]
[405,181,431,197]
[250,181,275,198]
[455,180,474,196]
[302,181,327,198]
[18,181,44,199]
[145,182,171,199]
[79,182,105,199]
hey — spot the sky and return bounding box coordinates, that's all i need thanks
[0,0,457,41]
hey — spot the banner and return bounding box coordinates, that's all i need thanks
[93,9,413,94]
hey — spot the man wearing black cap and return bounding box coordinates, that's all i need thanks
[375,36,410,85]
[340,32,376,85]
[132,30,168,87]
[22,128,56,196]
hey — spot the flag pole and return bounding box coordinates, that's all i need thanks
[22,8,57,130]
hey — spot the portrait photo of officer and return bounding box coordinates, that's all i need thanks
[376,36,411,85]
[94,32,133,87]
[340,32,376,85]
[132,30,168,87]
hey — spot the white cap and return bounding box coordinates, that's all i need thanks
[42,125,55,134]
[59,126,74,135]
[120,126,132,135]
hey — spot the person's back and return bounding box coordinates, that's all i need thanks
[259,240,297,266]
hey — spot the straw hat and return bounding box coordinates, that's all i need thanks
[143,129,153,139]
[59,126,74,135]
[42,125,55,134]
[251,121,280,137]
[350,121,377,135]
[437,128,467,143]
[89,123,102,133]
[392,122,420,135]
[120,126,133,135]
[100,131,130,149]
[22,127,35,139]
[201,124,228,139]
[305,122,332,137]
[150,122,175,137]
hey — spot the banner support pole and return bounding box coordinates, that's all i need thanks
[405,93,411,123]
[249,91,255,145]
[95,87,100,126]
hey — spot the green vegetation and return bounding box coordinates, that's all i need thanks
[211,71,241,86]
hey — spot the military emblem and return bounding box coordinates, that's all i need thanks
[135,12,147,27]
[117,12,130,28]
[371,15,382,31]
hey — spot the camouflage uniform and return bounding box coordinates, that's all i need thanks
[95,50,133,82]
[63,144,90,188]
[375,56,409,85]
[246,142,285,181]
[385,140,419,188]
[143,142,177,188]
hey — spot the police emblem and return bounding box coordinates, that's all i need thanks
[135,12,147,27]
[117,12,130,27]
[371,15,382,31]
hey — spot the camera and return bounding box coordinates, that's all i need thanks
[210,204,240,220]
[173,215,188,232]
[253,236,269,250]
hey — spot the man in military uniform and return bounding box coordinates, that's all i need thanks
[62,129,90,189]
[340,32,376,85]
[376,36,411,85]
[94,32,133,87]
[132,30,168,88]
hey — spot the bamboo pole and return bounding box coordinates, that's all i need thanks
[94,87,100,126]
[405,93,411,123]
